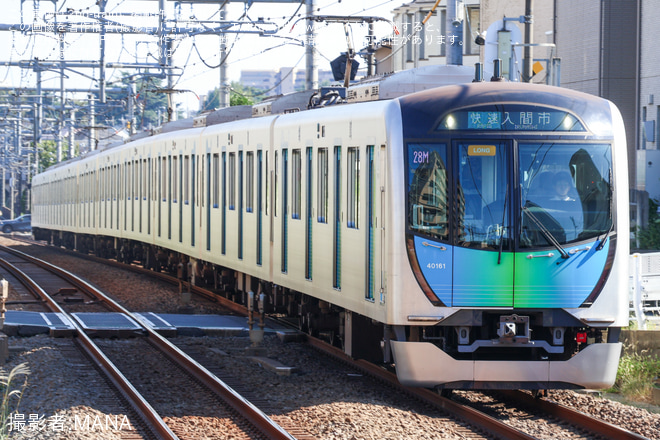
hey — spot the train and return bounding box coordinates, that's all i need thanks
[31,64,629,391]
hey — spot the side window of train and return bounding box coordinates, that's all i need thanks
[274,151,278,217]
[161,158,166,202]
[347,147,359,229]
[213,153,220,208]
[318,148,328,223]
[407,143,449,241]
[228,152,236,210]
[172,156,178,203]
[246,151,254,213]
[184,155,190,204]
[292,149,302,219]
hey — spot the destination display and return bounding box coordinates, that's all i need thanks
[437,105,585,132]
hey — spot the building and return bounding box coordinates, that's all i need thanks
[390,0,481,72]
[638,1,660,214]
[241,68,335,96]
[554,0,660,230]
[480,0,555,83]
[387,1,555,81]
[385,1,657,233]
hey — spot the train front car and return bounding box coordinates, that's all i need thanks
[389,82,629,390]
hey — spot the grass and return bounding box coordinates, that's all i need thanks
[608,353,660,403]
[0,363,30,439]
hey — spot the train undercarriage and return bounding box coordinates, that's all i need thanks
[32,228,622,390]
[32,228,387,363]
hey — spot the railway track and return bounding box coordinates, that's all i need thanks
[2,237,656,440]
[0,244,300,440]
[500,390,649,440]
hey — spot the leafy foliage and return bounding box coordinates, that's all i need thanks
[36,140,58,172]
[608,353,660,402]
[201,82,263,111]
[637,198,660,250]
[105,73,169,130]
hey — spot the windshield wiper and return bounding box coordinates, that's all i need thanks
[522,205,570,259]
[497,183,509,265]
[596,169,614,251]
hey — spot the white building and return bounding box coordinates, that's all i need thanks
[389,0,481,73]
[241,68,335,96]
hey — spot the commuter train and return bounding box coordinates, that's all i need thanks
[31,64,629,390]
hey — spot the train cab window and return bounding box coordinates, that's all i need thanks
[318,148,328,223]
[519,143,612,248]
[347,147,359,229]
[455,142,509,250]
[407,143,449,241]
[292,149,302,219]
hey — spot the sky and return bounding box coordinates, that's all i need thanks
[0,0,405,113]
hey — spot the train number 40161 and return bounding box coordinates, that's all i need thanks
[426,262,446,269]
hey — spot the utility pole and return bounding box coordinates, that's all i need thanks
[305,0,318,91]
[219,3,229,108]
[58,33,65,163]
[446,0,463,66]
[523,0,534,82]
[367,22,375,77]
[128,82,136,135]
[69,108,75,160]
[35,68,42,151]
[99,0,107,103]
[2,0,315,158]
[88,94,96,152]
[15,118,22,157]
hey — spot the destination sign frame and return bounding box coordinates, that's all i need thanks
[437,104,586,132]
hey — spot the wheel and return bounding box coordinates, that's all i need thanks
[2,225,12,234]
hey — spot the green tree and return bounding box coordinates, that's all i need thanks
[637,198,660,249]
[105,73,169,130]
[201,82,263,111]
[36,140,58,172]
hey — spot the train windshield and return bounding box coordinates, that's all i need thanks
[519,143,612,248]
[407,143,449,241]
[406,142,613,249]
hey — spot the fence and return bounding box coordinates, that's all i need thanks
[630,252,660,330]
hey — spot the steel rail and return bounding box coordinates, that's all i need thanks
[0,252,178,440]
[1,244,297,440]
[15,238,650,440]
[304,337,538,440]
[502,390,650,440]
[13,240,538,439]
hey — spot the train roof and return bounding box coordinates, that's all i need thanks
[398,81,616,138]
[107,65,479,146]
[38,64,616,176]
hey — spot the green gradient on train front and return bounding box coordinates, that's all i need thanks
[451,248,514,307]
